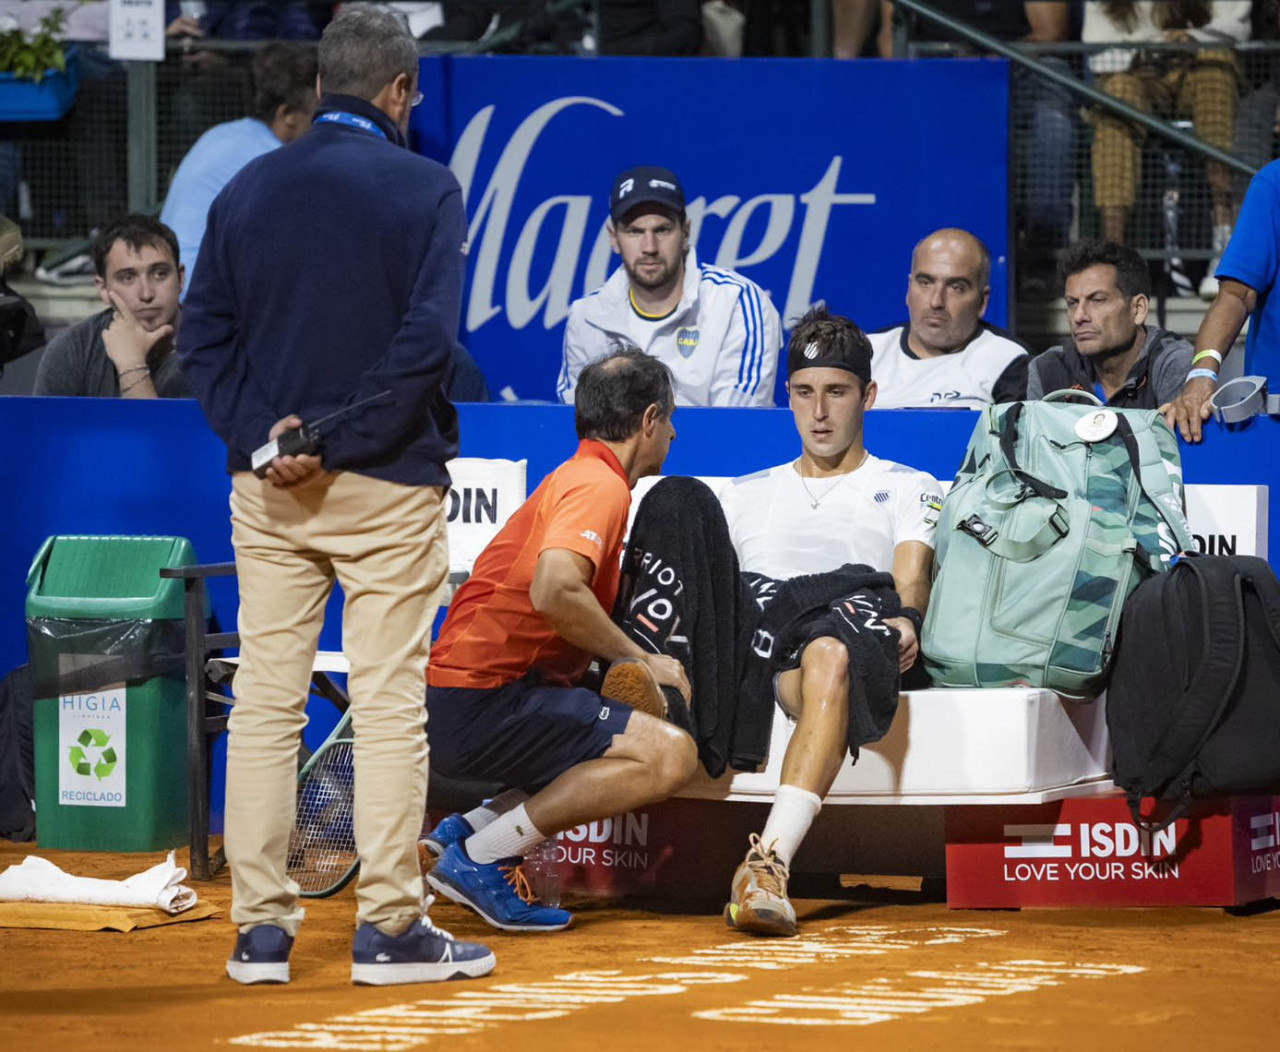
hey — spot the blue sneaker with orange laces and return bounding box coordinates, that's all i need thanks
[418,813,474,874]
[426,840,571,932]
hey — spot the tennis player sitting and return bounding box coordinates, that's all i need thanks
[719,306,941,936]
[422,349,695,932]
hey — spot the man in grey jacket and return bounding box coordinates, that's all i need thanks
[34,215,190,399]
[1028,240,1193,409]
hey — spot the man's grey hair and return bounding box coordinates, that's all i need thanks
[318,4,418,101]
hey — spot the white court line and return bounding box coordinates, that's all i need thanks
[228,925,1008,1049]
[693,959,1146,1027]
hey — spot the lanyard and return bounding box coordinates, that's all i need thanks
[315,111,388,141]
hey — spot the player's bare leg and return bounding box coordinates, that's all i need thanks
[727,637,850,937]
[776,638,852,797]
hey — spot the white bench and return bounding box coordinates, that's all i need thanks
[679,688,1113,806]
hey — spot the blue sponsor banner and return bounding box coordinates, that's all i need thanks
[2,397,1277,822]
[411,56,1011,404]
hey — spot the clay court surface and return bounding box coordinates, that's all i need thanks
[2,842,1279,1051]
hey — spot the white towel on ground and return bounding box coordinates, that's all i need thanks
[0,851,197,914]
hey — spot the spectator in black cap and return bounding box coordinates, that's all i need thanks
[558,164,783,407]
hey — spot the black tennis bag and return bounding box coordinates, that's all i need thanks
[1107,555,1280,830]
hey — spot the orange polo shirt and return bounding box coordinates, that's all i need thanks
[429,439,632,689]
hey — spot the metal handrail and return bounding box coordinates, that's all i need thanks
[891,0,1259,178]
[910,39,1280,56]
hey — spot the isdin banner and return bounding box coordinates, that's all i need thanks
[422,56,1005,403]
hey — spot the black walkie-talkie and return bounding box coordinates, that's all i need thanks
[251,390,391,478]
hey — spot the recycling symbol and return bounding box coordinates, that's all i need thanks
[67,728,117,781]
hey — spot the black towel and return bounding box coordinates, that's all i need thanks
[615,477,764,777]
[740,565,903,759]
[618,480,905,774]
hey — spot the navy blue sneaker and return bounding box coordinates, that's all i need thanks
[226,924,294,985]
[418,813,474,874]
[426,840,572,933]
[351,913,496,985]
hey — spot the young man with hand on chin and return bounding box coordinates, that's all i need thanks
[34,215,191,399]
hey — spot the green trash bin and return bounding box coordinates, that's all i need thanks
[26,535,197,851]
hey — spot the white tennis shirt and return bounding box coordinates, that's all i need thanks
[720,453,943,581]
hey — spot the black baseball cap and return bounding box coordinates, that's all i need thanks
[610,166,685,223]
[785,306,873,386]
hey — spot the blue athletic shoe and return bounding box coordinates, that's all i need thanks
[426,840,572,933]
[351,913,496,985]
[419,813,474,866]
[226,924,293,985]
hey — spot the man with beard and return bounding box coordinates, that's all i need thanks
[1028,240,1194,407]
[557,166,783,406]
[867,228,1028,408]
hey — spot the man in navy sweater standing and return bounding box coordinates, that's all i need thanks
[180,5,494,987]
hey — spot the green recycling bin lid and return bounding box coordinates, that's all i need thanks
[25,535,197,620]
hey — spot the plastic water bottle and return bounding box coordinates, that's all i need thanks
[524,838,562,908]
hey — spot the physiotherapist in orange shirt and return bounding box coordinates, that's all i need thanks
[422,349,695,933]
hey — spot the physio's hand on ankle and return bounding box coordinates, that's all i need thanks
[644,653,691,703]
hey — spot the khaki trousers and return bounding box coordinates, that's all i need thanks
[226,471,448,936]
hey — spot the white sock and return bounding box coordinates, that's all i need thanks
[462,789,529,833]
[759,785,823,867]
[464,803,546,864]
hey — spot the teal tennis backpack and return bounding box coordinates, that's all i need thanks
[922,395,1194,698]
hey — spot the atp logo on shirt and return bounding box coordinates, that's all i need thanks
[675,328,700,358]
[580,529,604,549]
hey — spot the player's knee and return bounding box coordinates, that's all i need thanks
[802,636,849,680]
[650,724,698,794]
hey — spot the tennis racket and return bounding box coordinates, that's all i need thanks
[286,709,359,898]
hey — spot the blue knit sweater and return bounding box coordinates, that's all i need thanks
[179,94,466,487]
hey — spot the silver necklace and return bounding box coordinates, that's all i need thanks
[796,450,869,509]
